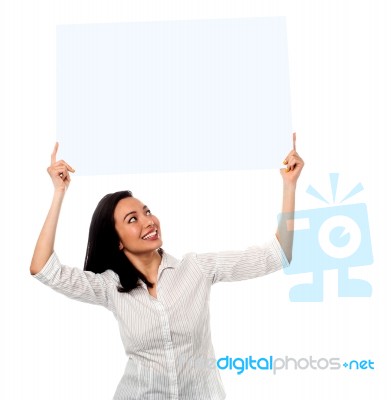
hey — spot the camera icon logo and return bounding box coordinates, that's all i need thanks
[279,173,373,302]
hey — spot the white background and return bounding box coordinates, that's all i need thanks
[1,1,390,399]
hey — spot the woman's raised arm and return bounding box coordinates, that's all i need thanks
[30,143,75,275]
[276,133,304,263]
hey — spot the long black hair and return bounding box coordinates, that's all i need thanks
[83,190,162,293]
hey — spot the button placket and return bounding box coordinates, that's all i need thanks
[154,299,179,399]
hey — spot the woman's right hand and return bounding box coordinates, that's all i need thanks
[47,142,75,192]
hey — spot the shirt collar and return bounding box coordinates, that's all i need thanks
[157,251,179,278]
[137,251,178,289]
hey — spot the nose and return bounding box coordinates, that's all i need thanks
[145,218,155,227]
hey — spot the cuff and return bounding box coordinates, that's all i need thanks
[32,252,61,284]
[271,235,290,269]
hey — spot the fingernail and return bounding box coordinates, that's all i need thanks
[283,159,288,165]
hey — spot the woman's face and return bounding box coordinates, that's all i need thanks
[114,197,162,256]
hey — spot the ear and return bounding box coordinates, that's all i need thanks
[119,241,124,251]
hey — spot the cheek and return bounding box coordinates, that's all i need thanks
[128,225,141,238]
[118,225,140,243]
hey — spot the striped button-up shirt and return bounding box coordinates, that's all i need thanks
[32,236,288,399]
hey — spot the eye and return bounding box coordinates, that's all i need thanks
[128,216,137,223]
[146,209,152,216]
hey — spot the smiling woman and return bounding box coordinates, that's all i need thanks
[83,191,163,295]
[30,137,304,399]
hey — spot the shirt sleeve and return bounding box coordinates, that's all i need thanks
[31,252,119,309]
[194,235,290,285]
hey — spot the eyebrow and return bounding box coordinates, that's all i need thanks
[123,205,148,221]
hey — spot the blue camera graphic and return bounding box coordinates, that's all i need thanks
[278,173,373,302]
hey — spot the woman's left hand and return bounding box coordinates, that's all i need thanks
[280,132,304,187]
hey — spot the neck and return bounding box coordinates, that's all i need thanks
[124,249,162,283]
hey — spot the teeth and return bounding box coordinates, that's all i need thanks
[143,230,157,240]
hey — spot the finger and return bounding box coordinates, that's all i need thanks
[56,159,75,173]
[52,160,75,173]
[54,166,68,177]
[293,132,296,151]
[289,156,305,172]
[51,142,59,165]
[283,148,299,165]
[59,171,70,182]
[289,159,296,170]
[283,151,295,165]
[64,161,75,173]
[285,156,299,172]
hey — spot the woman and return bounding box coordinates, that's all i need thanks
[30,134,304,399]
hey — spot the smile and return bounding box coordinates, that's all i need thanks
[142,229,159,240]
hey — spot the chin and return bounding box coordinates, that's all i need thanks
[148,239,163,250]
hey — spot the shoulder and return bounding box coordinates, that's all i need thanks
[99,268,121,286]
[161,250,201,272]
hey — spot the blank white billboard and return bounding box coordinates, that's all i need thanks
[56,17,292,175]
